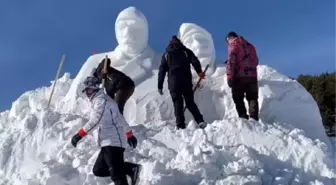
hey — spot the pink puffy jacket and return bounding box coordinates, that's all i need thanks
[226,36,258,80]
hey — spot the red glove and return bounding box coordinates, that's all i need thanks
[78,128,87,137]
[71,128,87,147]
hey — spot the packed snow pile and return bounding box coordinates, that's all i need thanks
[0,6,335,185]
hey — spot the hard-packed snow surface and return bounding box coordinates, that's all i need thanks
[1,6,335,185]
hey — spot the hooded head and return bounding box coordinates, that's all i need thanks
[166,35,184,51]
[115,7,149,54]
[226,31,238,44]
[81,76,101,98]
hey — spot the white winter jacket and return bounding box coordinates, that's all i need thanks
[78,89,132,148]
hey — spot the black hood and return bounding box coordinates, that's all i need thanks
[97,58,111,71]
[166,36,185,52]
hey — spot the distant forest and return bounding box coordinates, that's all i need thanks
[296,72,335,137]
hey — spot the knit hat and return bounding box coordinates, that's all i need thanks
[82,76,101,93]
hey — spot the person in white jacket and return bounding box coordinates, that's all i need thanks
[71,76,141,185]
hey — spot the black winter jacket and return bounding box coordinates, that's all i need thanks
[158,38,203,92]
[94,58,135,97]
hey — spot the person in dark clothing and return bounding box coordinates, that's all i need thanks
[225,31,259,121]
[158,35,207,129]
[93,58,135,115]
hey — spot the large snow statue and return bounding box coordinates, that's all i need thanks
[109,6,158,85]
[62,6,159,114]
[114,6,149,58]
[178,23,216,76]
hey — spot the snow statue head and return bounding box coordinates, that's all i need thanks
[115,7,149,55]
[178,23,216,75]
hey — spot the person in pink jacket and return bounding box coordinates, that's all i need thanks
[226,31,259,121]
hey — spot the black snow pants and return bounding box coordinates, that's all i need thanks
[170,86,204,128]
[231,77,259,121]
[92,146,138,185]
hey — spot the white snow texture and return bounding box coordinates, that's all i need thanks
[0,6,335,185]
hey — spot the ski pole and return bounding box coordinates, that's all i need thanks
[47,54,66,109]
[183,64,209,112]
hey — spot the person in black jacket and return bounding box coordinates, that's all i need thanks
[158,35,207,130]
[93,58,135,115]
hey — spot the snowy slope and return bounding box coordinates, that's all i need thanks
[0,6,335,185]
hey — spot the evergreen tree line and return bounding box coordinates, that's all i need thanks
[296,72,335,137]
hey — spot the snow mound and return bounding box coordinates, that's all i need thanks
[0,6,335,185]
[0,66,334,185]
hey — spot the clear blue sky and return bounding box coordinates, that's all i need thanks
[0,0,334,111]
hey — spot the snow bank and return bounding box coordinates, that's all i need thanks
[256,66,330,146]
[0,6,335,185]
[1,66,334,185]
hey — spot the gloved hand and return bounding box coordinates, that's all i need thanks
[158,89,163,95]
[227,79,232,88]
[71,134,82,147]
[100,72,107,80]
[126,131,137,148]
[227,78,238,88]
[198,72,205,79]
[227,79,233,88]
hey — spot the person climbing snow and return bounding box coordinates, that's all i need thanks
[225,31,259,121]
[158,35,207,130]
[70,76,141,185]
[93,57,135,115]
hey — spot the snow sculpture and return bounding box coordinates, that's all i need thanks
[62,6,159,113]
[178,23,216,76]
[114,6,149,61]
[1,6,335,184]
[108,6,158,83]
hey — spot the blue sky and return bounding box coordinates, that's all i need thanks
[0,0,334,111]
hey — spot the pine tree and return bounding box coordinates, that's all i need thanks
[297,72,335,137]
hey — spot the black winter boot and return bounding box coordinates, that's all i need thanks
[176,123,186,130]
[239,114,249,120]
[249,115,259,121]
[198,122,207,129]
